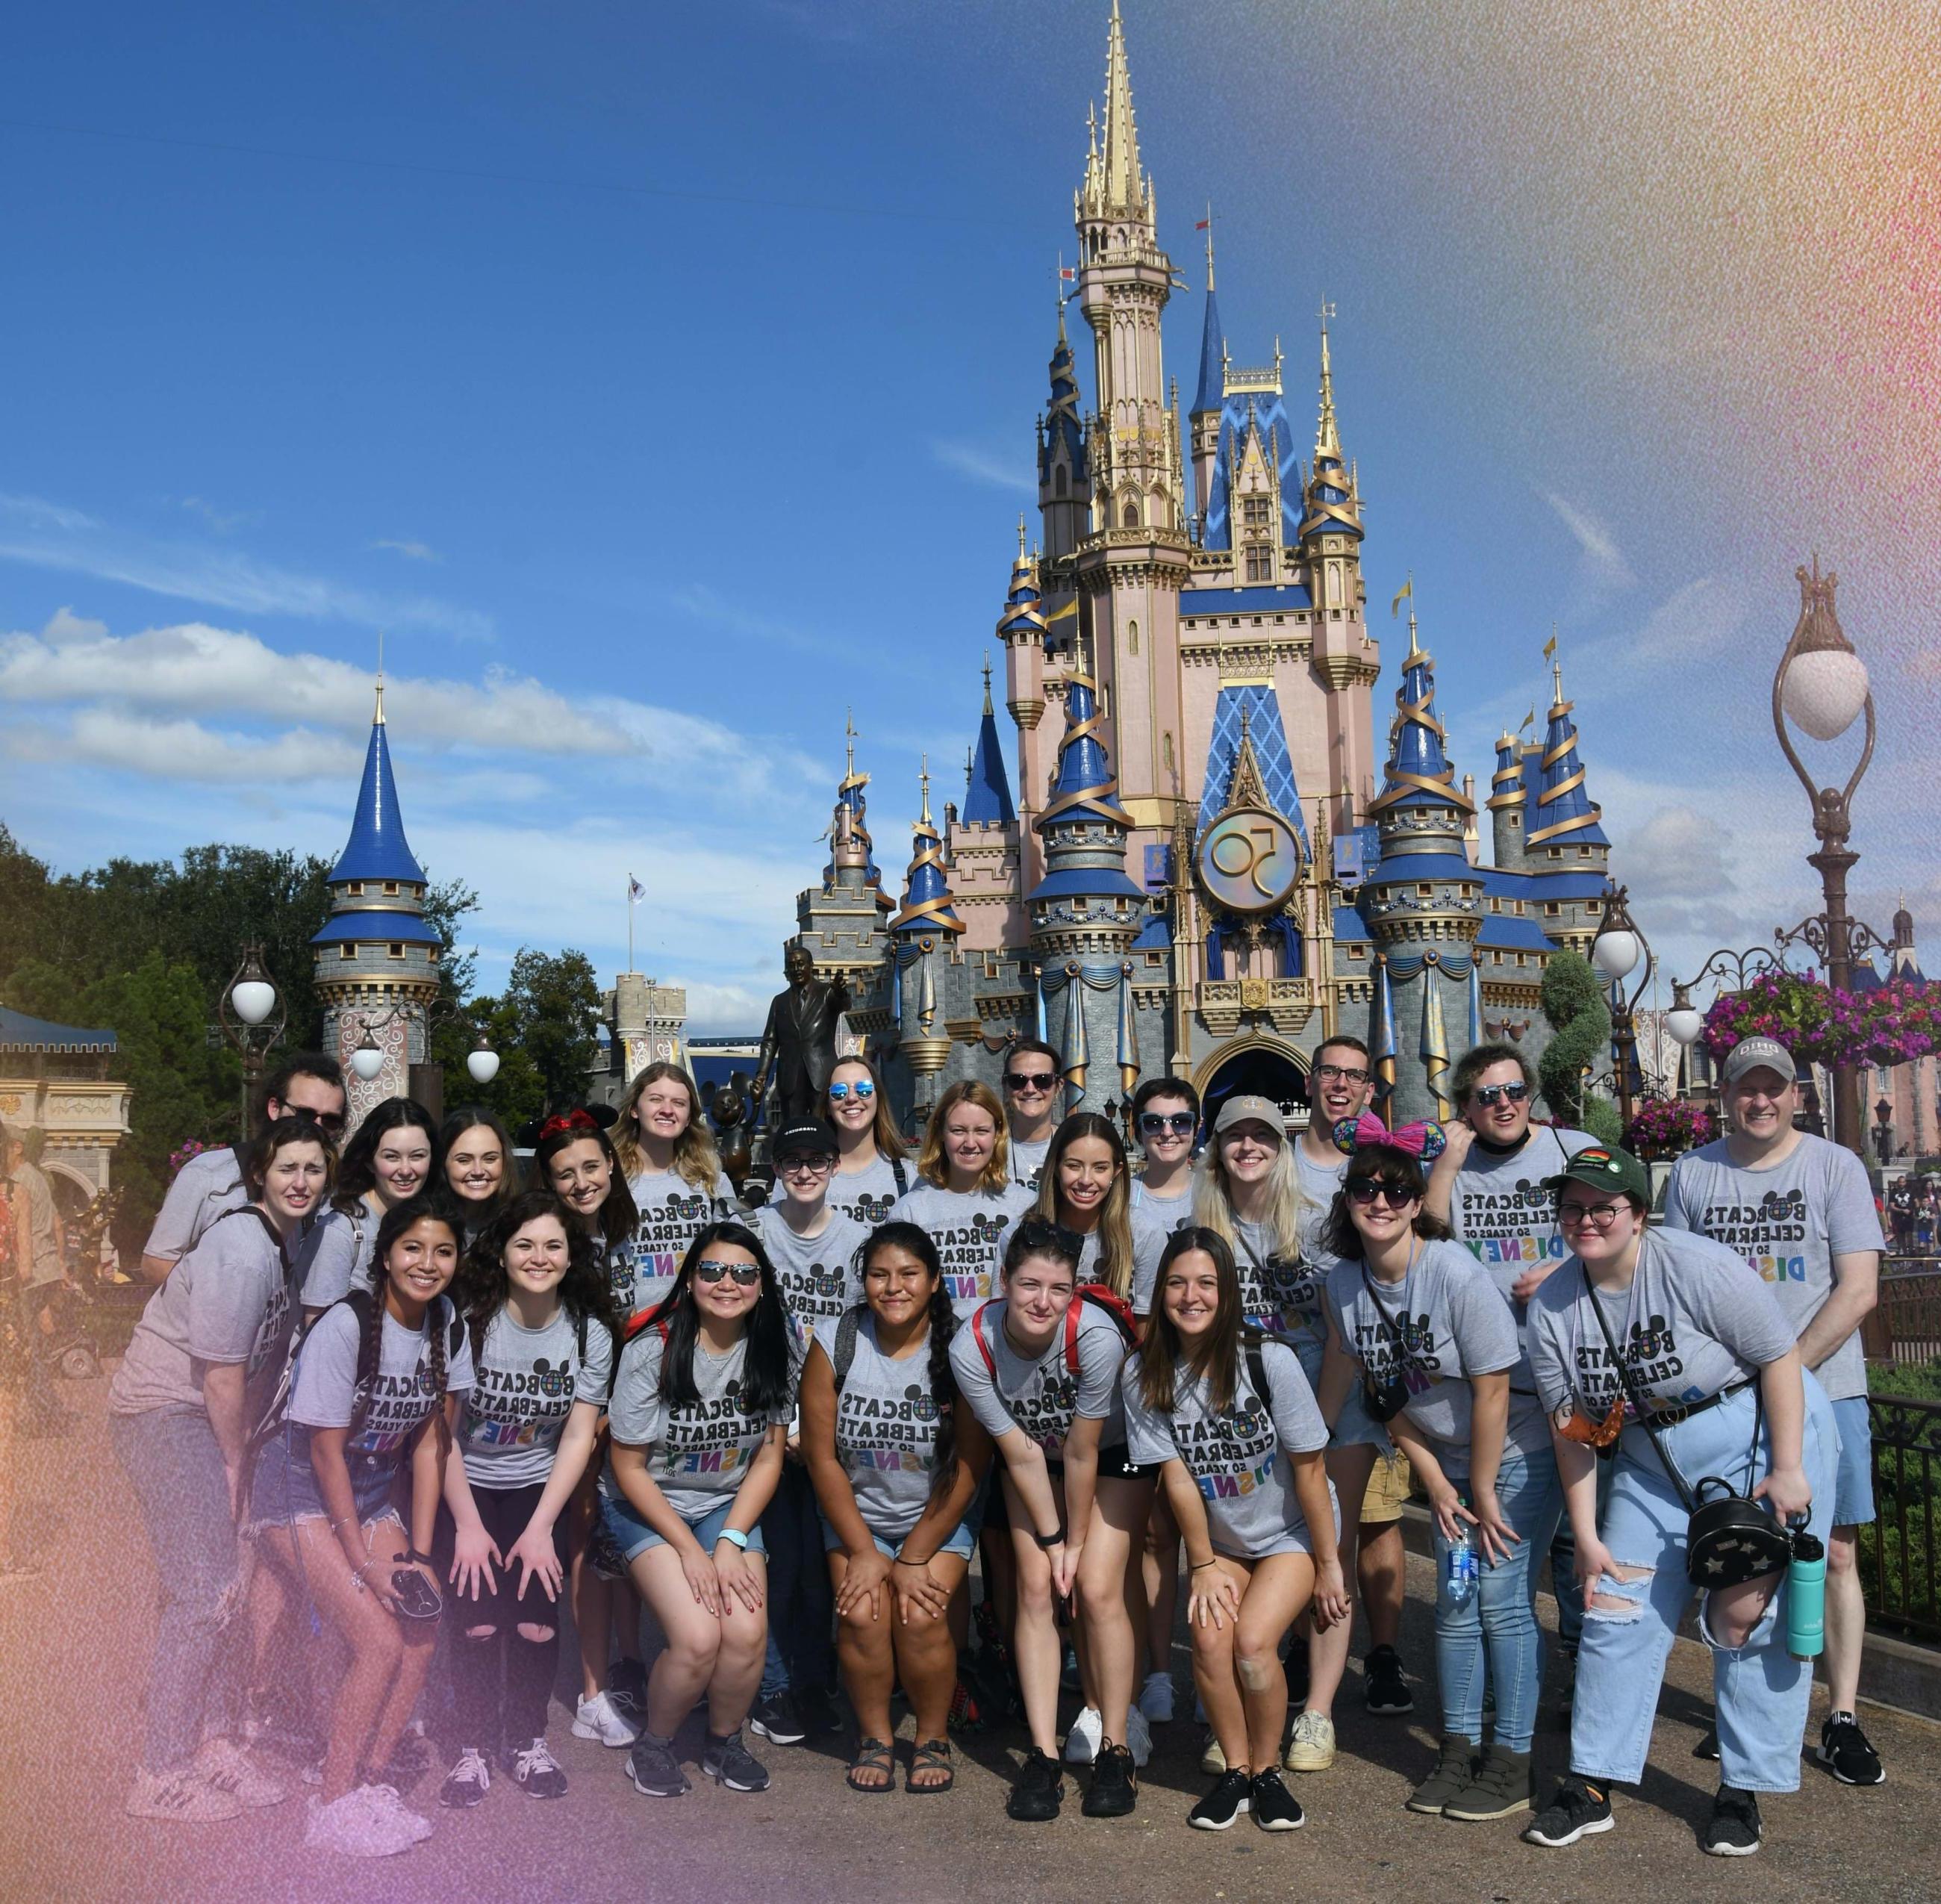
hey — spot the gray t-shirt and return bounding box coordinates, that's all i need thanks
[1230,1215,1324,1345]
[1121,1338,1332,1559]
[458,1306,614,1491]
[1009,1136,1053,1193]
[1662,1133,1884,1401]
[888,1180,1038,1316]
[299,1202,380,1310]
[827,1310,950,1540]
[290,1296,477,1465]
[947,1298,1127,1454]
[606,1326,797,1524]
[770,1152,908,1230]
[110,1209,302,1418]
[620,1169,737,1317]
[754,1204,868,1347]
[1072,1210,1171,1315]
[1528,1223,1798,1419]
[1131,1177,1194,1236]
[1324,1239,1539,1475]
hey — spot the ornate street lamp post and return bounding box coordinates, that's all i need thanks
[1590,883,1653,1133]
[219,944,287,1134]
[1772,556,1873,1154]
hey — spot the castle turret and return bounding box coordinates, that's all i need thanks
[312,679,442,1133]
[892,762,965,1113]
[1526,652,1610,955]
[1038,304,1090,566]
[1029,641,1144,1111]
[1488,729,1527,870]
[1360,612,1481,1121]
[1188,225,1224,540]
[822,714,891,911]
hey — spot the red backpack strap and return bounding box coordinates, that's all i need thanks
[970,1301,999,1378]
[1063,1297,1082,1375]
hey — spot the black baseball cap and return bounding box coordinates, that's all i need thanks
[1541,1144,1651,1205]
[772,1120,838,1162]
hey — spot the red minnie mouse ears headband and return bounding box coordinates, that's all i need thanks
[1331,1110,1447,1163]
[537,1108,599,1143]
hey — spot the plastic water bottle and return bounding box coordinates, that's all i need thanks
[1786,1530,1826,1658]
[1445,1525,1477,1608]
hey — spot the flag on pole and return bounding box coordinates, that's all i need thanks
[1194,218,1210,231]
[1542,633,1557,660]
[627,876,645,903]
[1518,708,1535,734]
[1391,576,1412,618]
[1059,266,1077,287]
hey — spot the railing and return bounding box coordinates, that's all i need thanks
[1863,1394,1941,1643]
[1863,1271,1941,1366]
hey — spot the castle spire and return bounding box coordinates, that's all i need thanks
[1097,0,1147,219]
[1315,299,1341,463]
[828,710,890,904]
[1527,641,1609,849]
[892,756,965,938]
[1368,611,1473,820]
[328,690,426,885]
[1299,302,1362,544]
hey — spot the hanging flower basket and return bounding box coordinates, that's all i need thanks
[1623,1095,1716,1160]
[1701,970,1941,1071]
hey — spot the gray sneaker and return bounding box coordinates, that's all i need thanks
[702,1729,770,1793]
[627,1733,690,1799]
[1443,1744,1533,1820]
[1407,1734,1477,1815]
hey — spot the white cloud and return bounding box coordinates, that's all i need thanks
[0,493,489,641]
[373,538,440,562]
[1607,574,1751,668]
[1541,489,1634,596]
[11,709,363,784]
[179,496,259,535]
[932,439,1035,496]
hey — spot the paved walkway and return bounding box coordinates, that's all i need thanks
[3,1381,1935,1903]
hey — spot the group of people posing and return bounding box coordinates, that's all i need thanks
[105,1024,1887,1861]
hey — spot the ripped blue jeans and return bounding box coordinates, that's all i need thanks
[1567,1375,1837,1795]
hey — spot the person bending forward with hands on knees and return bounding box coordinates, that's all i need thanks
[1521,1146,1836,1860]
[1123,1228,1348,1834]
[600,1221,801,1800]
[800,1222,992,1794]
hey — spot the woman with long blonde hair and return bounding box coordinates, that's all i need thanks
[611,1062,735,1320]
[1191,1096,1304,1327]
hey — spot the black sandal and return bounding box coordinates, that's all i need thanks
[907,1737,954,1794]
[846,1738,896,1794]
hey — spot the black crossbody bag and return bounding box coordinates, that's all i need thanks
[1585,1265,1795,1588]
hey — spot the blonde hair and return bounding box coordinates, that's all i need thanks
[1035,1111,1136,1299]
[917,1080,1009,1193]
[1193,1119,1302,1260]
[611,1060,723,1192]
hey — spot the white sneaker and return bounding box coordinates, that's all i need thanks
[125,1766,244,1822]
[302,1788,420,1857]
[194,1737,289,1808]
[1199,1728,1226,1776]
[1125,1705,1153,1768]
[1062,1705,1103,1765]
[1283,1708,1336,1773]
[1138,1670,1174,1725]
[573,1690,641,1748]
[358,1782,434,1844]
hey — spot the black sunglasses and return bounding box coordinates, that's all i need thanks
[1471,1081,1529,1107]
[1005,1071,1056,1093]
[1138,1111,1196,1136]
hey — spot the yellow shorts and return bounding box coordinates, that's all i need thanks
[1359,1448,1411,1525]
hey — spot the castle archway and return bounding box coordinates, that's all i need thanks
[1194,1037,1310,1133]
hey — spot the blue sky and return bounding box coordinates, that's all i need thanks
[2,1,1934,1030]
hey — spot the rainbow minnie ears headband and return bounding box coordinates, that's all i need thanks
[1332,1110,1447,1162]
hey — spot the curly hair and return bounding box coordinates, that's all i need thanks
[333,1097,440,1217]
[454,1187,620,1361]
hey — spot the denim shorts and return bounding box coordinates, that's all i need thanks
[601,1487,767,1566]
[247,1432,403,1534]
[818,1507,977,1561]
[1831,1395,1876,1528]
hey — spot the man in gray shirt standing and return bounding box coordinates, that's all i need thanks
[1663,1033,1884,1786]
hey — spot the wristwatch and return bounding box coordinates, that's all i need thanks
[716,1527,750,1551]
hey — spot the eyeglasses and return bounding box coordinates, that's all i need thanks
[693,1260,762,1286]
[1315,1064,1371,1086]
[1006,1071,1056,1095]
[827,1080,875,1101]
[1345,1179,1417,1209]
[777,1154,833,1176]
[1138,1111,1197,1136]
[1471,1082,1529,1107]
[1557,1201,1624,1231]
[1553,1393,1625,1449]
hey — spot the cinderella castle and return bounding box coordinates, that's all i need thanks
[789,2,1618,1129]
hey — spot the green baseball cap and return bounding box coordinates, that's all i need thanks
[1541,1144,1650,1205]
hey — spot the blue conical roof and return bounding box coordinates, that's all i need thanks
[1368,619,1472,819]
[963,665,1015,827]
[1527,662,1609,848]
[1038,672,1126,830]
[1039,310,1088,489]
[328,712,426,885]
[892,771,965,937]
[1191,283,1224,415]
[1488,732,1527,812]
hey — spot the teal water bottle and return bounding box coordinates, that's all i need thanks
[1787,1531,1826,1659]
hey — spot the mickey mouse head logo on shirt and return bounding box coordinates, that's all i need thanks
[968,1212,1008,1241]
[808,1263,846,1298]
[535,1358,570,1399]
[905,1381,939,1424]
[1627,1313,1671,1362]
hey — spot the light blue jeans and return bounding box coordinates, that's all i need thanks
[1567,1375,1837,1794]
[111,1406,242,1774]
[1431,1447,1562,1755]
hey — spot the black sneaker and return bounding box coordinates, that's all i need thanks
[1693,1725,1720,1761]
[702,1729,770,1793]
[1250,1768,1305,1832]
[798,1685,844,1736]
[1523,1776,1614,1848]
[1007,1747,1065,1823]
[1701,1785,1763,1857]
[628,1732,690,1799]
[1189,1767,1253,1831]
[439,1746,490,1808]
[1082,1743,1137,1818]
[1818,1711,1886,1786]
[1283,1635,1309,1705]
[505,1737,568,1799]
[749,1690,807,1746]
[1363,1644,1412,1715]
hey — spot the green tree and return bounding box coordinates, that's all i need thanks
[1539,950,1614,1130]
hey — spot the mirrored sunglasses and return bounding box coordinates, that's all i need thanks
[693,1260,762,1286]
[827,1080,875,1101]
[1471,1081,1529,1107]
[1138,1111,1196,1136]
